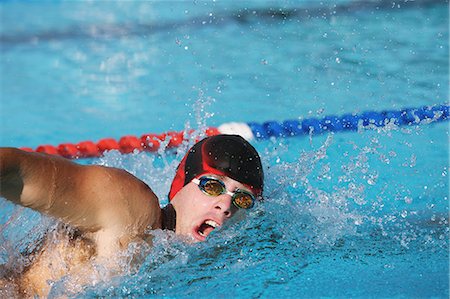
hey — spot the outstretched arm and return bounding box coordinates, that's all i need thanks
[0,147,161,234]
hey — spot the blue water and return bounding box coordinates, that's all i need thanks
[0,1,448,298]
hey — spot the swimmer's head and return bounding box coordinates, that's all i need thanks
[168,134,264,241]
[169,134,264,200]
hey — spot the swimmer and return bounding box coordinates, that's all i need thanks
[0,134,263,297]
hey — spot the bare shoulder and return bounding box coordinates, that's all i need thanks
[0,147,161,235]
[81,165,157,203]
[80,165,161,233]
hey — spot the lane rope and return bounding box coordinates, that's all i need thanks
[19,104,449,159]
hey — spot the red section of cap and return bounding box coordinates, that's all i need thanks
[97,138,120,153]
[205,127,220,136]
[119,136,142,154]
[166,131,184,148]
[169,137,210,201]
[199,144,230,184]
[58,143,79,158]
[168,154,187,200]
[36,145,59,155]
[169,137,228,201]
[77,141,99,158]
[19,147,34,152]
[141,134,161,152]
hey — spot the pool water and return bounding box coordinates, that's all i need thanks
[0,1,448,298]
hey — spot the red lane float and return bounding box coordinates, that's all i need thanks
[119,136,143,154]
[36,145,59,155]
[23,127,220,159]
[97,138,120,152]
[58,143,78,158]
[77,141,99,158]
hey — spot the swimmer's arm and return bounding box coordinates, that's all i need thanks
[0,147,75,209]
[0,147,161,234]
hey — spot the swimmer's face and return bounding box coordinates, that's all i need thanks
[170,174,254,242]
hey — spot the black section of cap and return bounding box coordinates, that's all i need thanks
[183,135,264,193]
[203,135,264,192]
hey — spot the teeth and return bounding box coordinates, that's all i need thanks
[205,220,219,228]
[197,220,219,238]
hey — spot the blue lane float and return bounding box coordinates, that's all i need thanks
[217,104,450,140]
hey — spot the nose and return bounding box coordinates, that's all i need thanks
[214,195,234,218]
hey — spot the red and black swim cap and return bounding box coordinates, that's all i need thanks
[168,134,264,200]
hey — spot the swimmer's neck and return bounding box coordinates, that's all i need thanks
[160,204,176,231]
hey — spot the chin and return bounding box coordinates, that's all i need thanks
[174,227,206,243]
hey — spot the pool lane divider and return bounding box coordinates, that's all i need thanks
[19,104,449,159]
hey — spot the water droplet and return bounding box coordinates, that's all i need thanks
[401,210,408,218]
[409,154,416,167]
[404,196,412,204]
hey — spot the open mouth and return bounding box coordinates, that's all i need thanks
[195,219,220,240]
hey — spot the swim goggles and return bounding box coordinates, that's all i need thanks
[191,176,256,209]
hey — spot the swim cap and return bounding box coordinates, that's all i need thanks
[168,134,264,200]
